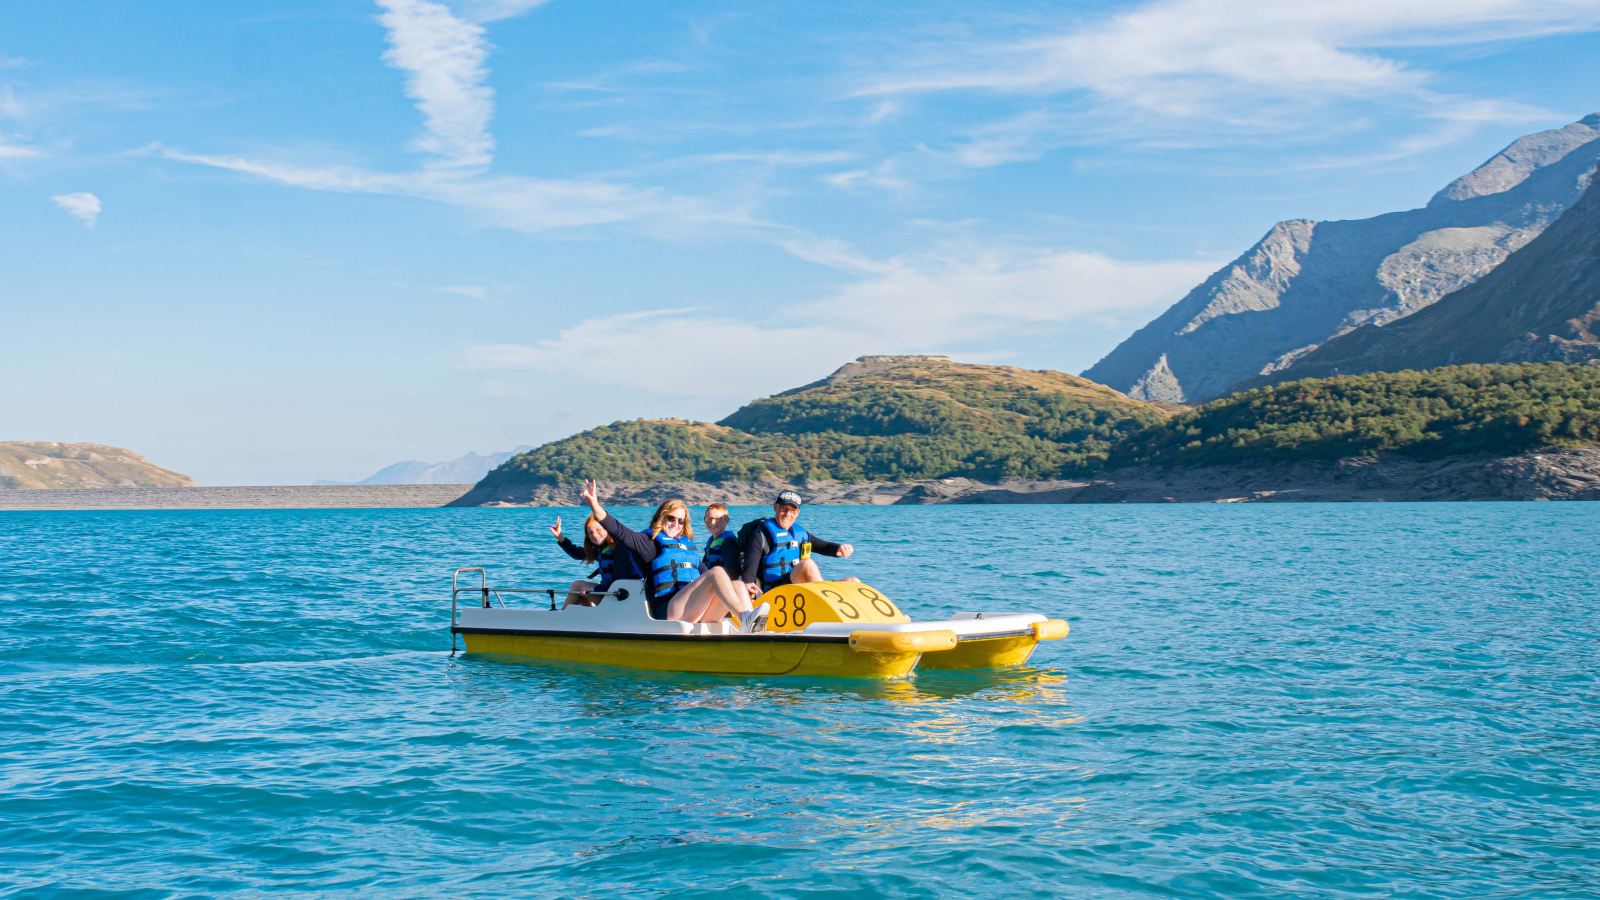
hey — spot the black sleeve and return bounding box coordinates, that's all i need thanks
[601,514,658,568]
[555,535,586,561]
[741,529,769,584]
[805,530,844,557]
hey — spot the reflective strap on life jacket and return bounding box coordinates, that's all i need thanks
[760,518,811,585]
[649,531,700,597]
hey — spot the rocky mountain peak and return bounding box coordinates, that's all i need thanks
[1429,113,1600,206]
[1083,115,1600,404]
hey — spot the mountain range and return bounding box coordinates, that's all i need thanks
[1239,158,1600,386]
[1084,113,1600,403]
[316,446,534,486]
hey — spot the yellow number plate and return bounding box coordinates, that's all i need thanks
[757,582,909,632]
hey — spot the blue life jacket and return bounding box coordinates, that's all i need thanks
[593,544,639,591]
[759,518,811,587]
[703,531,740,572]
[649,531,700,599]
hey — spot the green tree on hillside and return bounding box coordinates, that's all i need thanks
[1107,362,1600,468]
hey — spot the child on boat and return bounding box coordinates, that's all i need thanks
[550,514,639,609]
[579,480,769,632]
[700,502,744,582]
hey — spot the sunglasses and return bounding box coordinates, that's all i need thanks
[664,514,687,524]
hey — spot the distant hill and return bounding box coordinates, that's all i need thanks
[317,446,533,485]
[464,356,1169,499]
[1108,363,1600,468]
[1084,114,1600,403]
[1238,162,1600,387]
[0,441,195,489]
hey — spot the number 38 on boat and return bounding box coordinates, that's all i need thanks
[449,569,1070,678]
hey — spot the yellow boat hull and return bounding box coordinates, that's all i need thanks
[917,633,1042,670]
[460,632,921,678]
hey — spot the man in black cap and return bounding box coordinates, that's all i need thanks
[740,490,857,599]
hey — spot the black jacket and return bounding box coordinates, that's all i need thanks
[555,535,586,562]
[601,515,708,582]
[739,517,844,586]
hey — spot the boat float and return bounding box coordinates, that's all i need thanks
[449,568,1069,678]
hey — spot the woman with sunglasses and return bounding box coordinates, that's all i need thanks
[580,479,768,632]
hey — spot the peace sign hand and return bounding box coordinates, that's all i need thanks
[549,516,563,540]
[580,479,606,519]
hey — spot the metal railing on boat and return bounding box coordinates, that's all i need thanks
[450,567,630,654]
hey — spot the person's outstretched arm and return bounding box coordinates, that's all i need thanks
[582,479,657,565]
[549,516,587,561]
[805,531,852,559]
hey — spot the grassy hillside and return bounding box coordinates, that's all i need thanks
[0,441,196,490]
[481,356,1168,485]
[1107,362,1600,468]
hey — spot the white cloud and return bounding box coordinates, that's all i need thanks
[463,309,861,398]
[822,160,911,191]
[462,244,1217,395]
[858,0,1600,147]
[149,0,744,238]
[442,285,487,299]
[450,0,552,23]
[0,134,40,158]
[376,0,496,168]
[812,245,1216,346]
[696,150,858,166]
[149,145,723,232]
[52,192,101,227]
[0,85,22,118]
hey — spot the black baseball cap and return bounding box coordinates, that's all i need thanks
[775,490,803,508]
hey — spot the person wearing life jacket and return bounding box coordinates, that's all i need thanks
[550,513,639,609]
[700,502,744,582]
[580,479,770,631]
[740,490,858,599]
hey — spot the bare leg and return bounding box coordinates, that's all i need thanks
[562,579,600,609]
[667,569,751,622]
[787,559,859,585]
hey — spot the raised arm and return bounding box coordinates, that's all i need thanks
[580,479,607,523]
[805,531,852,559]
[549,515,586,560]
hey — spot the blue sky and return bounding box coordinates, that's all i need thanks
[5,0,1600,484]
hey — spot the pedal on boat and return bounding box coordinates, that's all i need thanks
[449,568,1069,678]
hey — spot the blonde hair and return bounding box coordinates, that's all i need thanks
[580,513,613,565]
[649,499,695,540]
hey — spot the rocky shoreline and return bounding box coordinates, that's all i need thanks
[0,484,476,511]
[452,448,1600,506]
[4,450,1596,510]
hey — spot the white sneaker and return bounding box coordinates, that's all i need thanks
[740,603,771,634]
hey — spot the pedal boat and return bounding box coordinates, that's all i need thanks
[450,568,1069,678]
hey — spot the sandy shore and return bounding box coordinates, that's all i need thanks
[0,484,476,511]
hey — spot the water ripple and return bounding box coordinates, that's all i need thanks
[2,504,1598,898]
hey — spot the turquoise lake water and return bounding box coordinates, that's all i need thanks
[2,503,1598,898]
